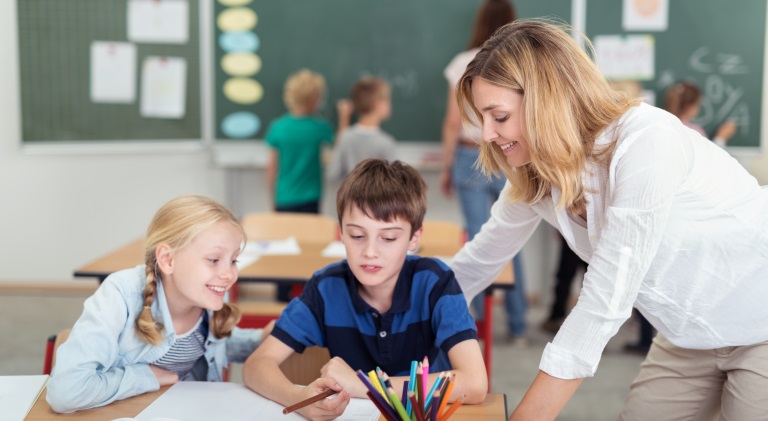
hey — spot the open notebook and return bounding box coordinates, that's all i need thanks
[0,375,48,421]
[135,382,379,421]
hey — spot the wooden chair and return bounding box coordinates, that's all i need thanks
[240,212,337,244]
[280,347,331,386]
[239,212,338,301]
[419,219,465,250]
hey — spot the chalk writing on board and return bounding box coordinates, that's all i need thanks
[659,47,750,137]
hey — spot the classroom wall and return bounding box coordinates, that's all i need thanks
[0,3,226,280]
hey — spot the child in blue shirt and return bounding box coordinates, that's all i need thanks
[244,159,487,420]
[47,196,270,413]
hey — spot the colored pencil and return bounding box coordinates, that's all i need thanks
[409,391,426,421]
[388,386,411,421]
[430,391,441,421]
[358,371,399,420]
[424,372,444,411]
[282,388,335,414]
[367,391,398,421]
[369,370,391,405]
[436,374,455,419]
[401,380,409,410]
[439,398,464,421]
[407,360,418,417]
[416,363,424,411]
[422,356,429,405]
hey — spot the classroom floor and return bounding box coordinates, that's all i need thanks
[0,290,645,421]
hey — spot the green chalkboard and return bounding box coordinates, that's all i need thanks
[586,0,765,149]
[17,0,201,143]
[213,0,571,141]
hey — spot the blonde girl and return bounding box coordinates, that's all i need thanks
[47,195,269,413]
[450,20,768,420]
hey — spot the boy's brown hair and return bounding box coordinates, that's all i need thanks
[336,159,426,236]
[350,77,390,115]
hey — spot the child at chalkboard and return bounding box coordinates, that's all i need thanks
[326,77,397,182]
[46,195,272,413]
[664,80,737,147]
[266,69,349,302]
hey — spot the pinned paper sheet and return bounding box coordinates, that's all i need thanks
[90,42,136,103]
[623,0,668,31]
[128,0,189,44]
[140,56,187,119]
[594,35,655,81]
[0,375,48,421]
[135,382,379,421]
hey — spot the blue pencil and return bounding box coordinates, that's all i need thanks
[407,360,418,417]
[423,372,444,411]
[356,370,399,421]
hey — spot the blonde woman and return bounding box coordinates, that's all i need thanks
[450,20,768,420]
[47,196,271,413]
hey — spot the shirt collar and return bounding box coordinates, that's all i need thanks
[346,257,414,314]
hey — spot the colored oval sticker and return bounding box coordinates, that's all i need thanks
[221,53,262,76]
[222,111,260,138]
[217,8,258,32]
[223,78,263,104]
[219,31,259,53]
[218,0,252,6]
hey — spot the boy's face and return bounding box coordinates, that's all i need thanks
[341,205,422,296]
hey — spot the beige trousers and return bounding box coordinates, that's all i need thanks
[619,335,768,421]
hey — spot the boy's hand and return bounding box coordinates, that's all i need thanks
[297,377,350,421]
[336,99,353,118]
[320,357,368,398]
[149,365,179,386]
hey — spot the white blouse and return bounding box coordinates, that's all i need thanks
[450,103,768,379]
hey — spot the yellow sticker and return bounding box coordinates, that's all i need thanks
[223,78,264,104]
[218,0,253,6]
[217,8,258,32]
[221,53,262,76]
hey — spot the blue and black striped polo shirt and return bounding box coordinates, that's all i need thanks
[272,255,477,376]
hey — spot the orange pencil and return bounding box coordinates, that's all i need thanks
[282,389,336,414]
[436,373,455,419]
[438,398,464,421]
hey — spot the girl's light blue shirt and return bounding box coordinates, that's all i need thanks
[46,265,263,413]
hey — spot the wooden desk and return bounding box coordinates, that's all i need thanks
[27,387,508,420]
[73,239,513,388]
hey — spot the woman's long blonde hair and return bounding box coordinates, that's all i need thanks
[457,20,639,212]
[136,195,245,345]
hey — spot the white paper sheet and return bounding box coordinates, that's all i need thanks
[321,241,347,258]
[622,0,668,31]
[0,375,48,421]
[244,237,302,256]
[140,56,187,119]
[128,0,189,44]
[134,382,379,421]
[594,35,655,81]
[90,42,136,103]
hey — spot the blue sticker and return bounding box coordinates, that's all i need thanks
[219,31,259,53]
[222,111,260,138]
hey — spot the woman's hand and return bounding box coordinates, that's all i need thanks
[150,365,179,386]
[320,357,368,398]
[296,377,350,421]
[440,167,454,197]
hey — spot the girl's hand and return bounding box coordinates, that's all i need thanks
[150,365,179,386]
[320,357,368,398]
[715,120,737,142]
[296,377,350,421]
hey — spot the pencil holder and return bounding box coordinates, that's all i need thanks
[357,357,464,421]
